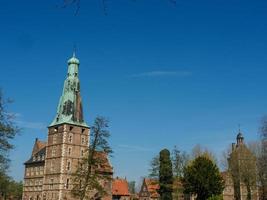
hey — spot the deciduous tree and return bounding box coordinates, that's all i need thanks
[172,146,189,178]
[0,89,19,173]
[228,141,257,200]
[71,116,112,200]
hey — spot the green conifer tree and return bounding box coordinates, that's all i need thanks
[183,156,224,200]
[159,149,173,200]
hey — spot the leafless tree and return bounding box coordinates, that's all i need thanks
[60,0,177,15]
[71,116,112,200]
[191,144,217,164]
[258,117,267,200]
[228,144,257,200]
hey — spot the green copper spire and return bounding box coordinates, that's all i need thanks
[49,53,88,127]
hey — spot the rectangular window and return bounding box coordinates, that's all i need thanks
[26,168,30,176]
[68,134,73,143]
[53,135,57,144]
[31,167,34,176]
[50,179,54,189]
[81,137,85,145]
[81,149,84,157]
[68,147,72,156]
[66,179,69,189]
[52,147,56,157]
[67,161,71,171]
[51,160,54,172]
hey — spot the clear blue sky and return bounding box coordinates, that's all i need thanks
[1,0,267,183]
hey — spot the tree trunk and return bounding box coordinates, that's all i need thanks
[246,184,251,200]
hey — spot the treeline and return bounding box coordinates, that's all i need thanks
[0,172,23,200]
[148,120,267,200]
[149,147,224,200]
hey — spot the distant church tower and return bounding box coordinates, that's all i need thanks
[22,53,90,200]
[42,53,90,200]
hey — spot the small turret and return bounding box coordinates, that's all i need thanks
[236,131,244,146]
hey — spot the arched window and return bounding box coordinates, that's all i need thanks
[81,149,84,157]
[81,137,85,145]
[68,134,73,143]
[68,147,72,156]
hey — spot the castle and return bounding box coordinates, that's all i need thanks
[22,54,113,200]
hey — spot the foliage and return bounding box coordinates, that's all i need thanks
[0,89,19,172]
[71,116,112,200]
[149,146,189,179]
[172,146,189,178]
[183,156,224,200]
[207,195,223,200]
[159,149,173,200]
[0,172,23,200]
[191,144,217,163]
[228,144,257,200]
[128,181,136,194]
[149,155,160,179]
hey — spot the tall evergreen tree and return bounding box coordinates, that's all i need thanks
[159,149,173,200]
[183,156,224,200]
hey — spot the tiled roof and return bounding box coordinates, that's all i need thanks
[94,151,113,174]
[112,178,130,196]
[25,140,46,165]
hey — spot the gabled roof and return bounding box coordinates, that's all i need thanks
[112,178,130,196]
[32,138,46,156]
[25,139,46,165]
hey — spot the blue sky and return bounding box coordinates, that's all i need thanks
[0,0,267,183]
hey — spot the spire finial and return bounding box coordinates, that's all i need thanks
[238,124,241,133]
[73,44,77,58]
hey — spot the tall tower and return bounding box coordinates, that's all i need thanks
[42,53,90,200]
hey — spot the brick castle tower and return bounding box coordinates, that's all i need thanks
[22,54,112,200]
